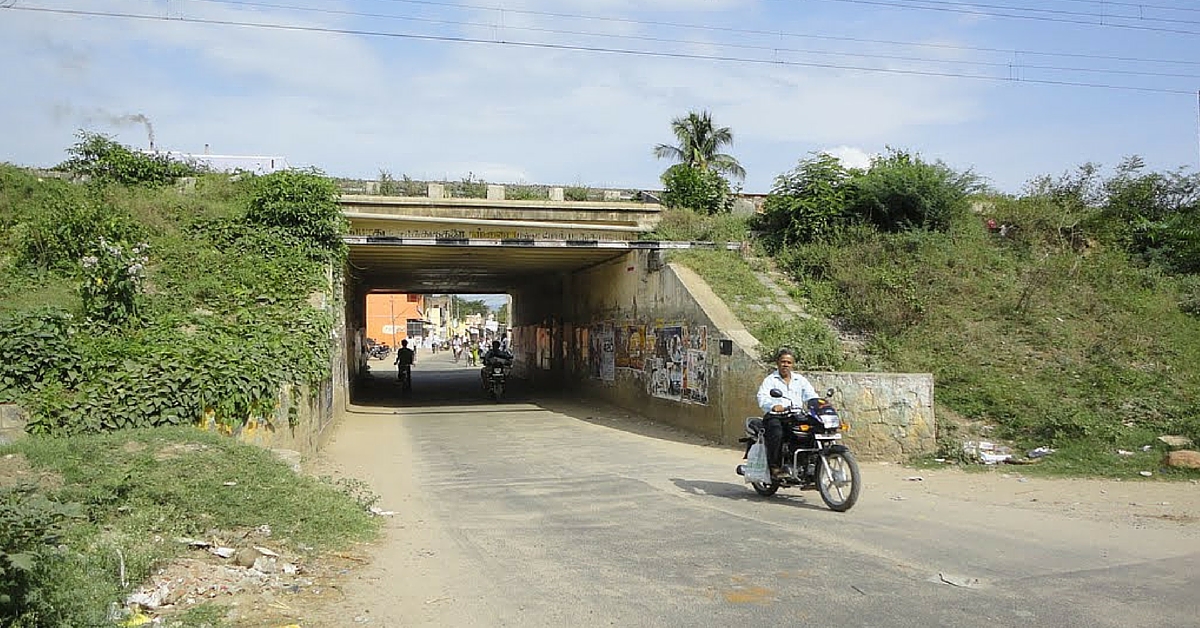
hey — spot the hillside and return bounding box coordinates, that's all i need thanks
[650,153,1200,478]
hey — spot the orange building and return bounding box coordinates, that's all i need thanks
[365,293,426,348]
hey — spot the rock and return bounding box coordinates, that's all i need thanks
[252,556,279,574]
[233,547,259,568]
[1158,435,1195,450]
[1165,450,1200,469]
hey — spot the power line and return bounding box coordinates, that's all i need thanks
[811,0,1200,36]
[191,0,1200,79]
[353,0,1200,66]
[5,4,1195,95]
[808,0,1200,25]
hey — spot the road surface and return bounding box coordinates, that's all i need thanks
[314,350,1200,627]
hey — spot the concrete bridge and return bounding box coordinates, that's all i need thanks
[332,193,934,459]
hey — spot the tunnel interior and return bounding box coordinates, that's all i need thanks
[342,239,634,406]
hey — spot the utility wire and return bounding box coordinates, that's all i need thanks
[353,0,1200,66]
[4,4,1195,95]
[810,0,1200,36]
[804,0,1200,25]
[191,0,1200,78]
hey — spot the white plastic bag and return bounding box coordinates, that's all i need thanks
[744,442,770,484]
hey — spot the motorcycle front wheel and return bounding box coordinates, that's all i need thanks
[817,451,861,512]
[751,481,779,497]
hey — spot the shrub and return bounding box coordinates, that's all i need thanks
[57,131,198,187]
[0,484,85,624]
[245,169,346,256]
[79,238,148,325]
[846,149,981,232]
[0,308,81,403]
[758,152,855,249]
[565,185,591,202]
[14,198,143,273]
[660,164,733,215]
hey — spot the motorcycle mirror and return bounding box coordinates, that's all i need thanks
[826,388,836,398]
[769,389,784,398]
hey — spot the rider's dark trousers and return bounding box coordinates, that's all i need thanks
[763,415,784,469]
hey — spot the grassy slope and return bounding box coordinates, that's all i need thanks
[654,210,1200,478]
[0,165,375,626]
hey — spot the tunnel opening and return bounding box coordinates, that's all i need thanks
[340,237,635,409]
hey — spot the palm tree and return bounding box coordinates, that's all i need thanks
[653,110,746,180]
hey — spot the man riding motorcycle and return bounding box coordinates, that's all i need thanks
[480,340,513,386]
[755,347,817,480]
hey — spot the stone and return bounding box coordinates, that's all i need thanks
[233,547,259,568]
[549,187,565,202]
[1165,450,1200,469]
[486,185,505,200]
[1158,435,1194,450]
[426,182,445,199]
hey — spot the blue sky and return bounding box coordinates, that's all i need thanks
[2,0,1198,194]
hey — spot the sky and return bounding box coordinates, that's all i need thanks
[2,0,1199,194]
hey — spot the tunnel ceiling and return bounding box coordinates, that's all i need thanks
[347,240,635,293]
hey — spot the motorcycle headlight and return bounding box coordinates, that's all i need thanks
[820,415,841,429]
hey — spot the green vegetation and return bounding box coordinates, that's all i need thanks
[1,137,342,435]
[0,427,378,627]
[654,110,744,215]
[664,146,1200,476]
[0,136,377,626]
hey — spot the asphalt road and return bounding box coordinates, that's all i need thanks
[325,350,1200,627]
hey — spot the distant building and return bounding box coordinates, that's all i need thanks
[146,150,290,174]
[365,293,426,347]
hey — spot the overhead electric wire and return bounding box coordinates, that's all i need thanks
[187,0,1200,79]
[191,0,1200,79]
[356,0,1200,66]
[808,0,1200,25]
[812,0,1200,36]
[4,4,1195,95]
[1043,0,1200,13]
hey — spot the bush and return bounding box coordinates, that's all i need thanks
[758,152,855,249]
[14,197,143,273]
[660,164,733,215]
[57,131,198,187]
[0,484,84,624]
[245,169,346,256]
[846,149,981,232]
[0,308,81,403]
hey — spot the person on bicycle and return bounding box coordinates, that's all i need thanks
[394,339,416,387]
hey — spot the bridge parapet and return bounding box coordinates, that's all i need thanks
[341,194,662,241]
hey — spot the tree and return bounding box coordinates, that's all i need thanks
[653,110,746,181]
[759,152,855,248]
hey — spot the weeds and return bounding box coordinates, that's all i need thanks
[0,427,379,627]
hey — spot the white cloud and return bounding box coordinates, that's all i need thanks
[2,0,1192,194]
[824,146,875,170]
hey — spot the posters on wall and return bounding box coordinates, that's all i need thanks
[598,323,615,382]
[537,327,552,370]
[581,320,708,404]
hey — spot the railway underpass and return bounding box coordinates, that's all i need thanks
[335,193,935,454]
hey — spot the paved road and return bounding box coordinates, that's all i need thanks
[324,350,1200,627]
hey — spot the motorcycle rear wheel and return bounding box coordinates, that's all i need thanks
[751,481,779,497]
[817,451,861,512]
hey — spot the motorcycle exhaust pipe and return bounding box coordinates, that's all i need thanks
[735,465,745,476]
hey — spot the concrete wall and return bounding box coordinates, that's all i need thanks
[510,252,936,460]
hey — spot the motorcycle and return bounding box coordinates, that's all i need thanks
[482,358,512,401]
[736,388,861,512]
